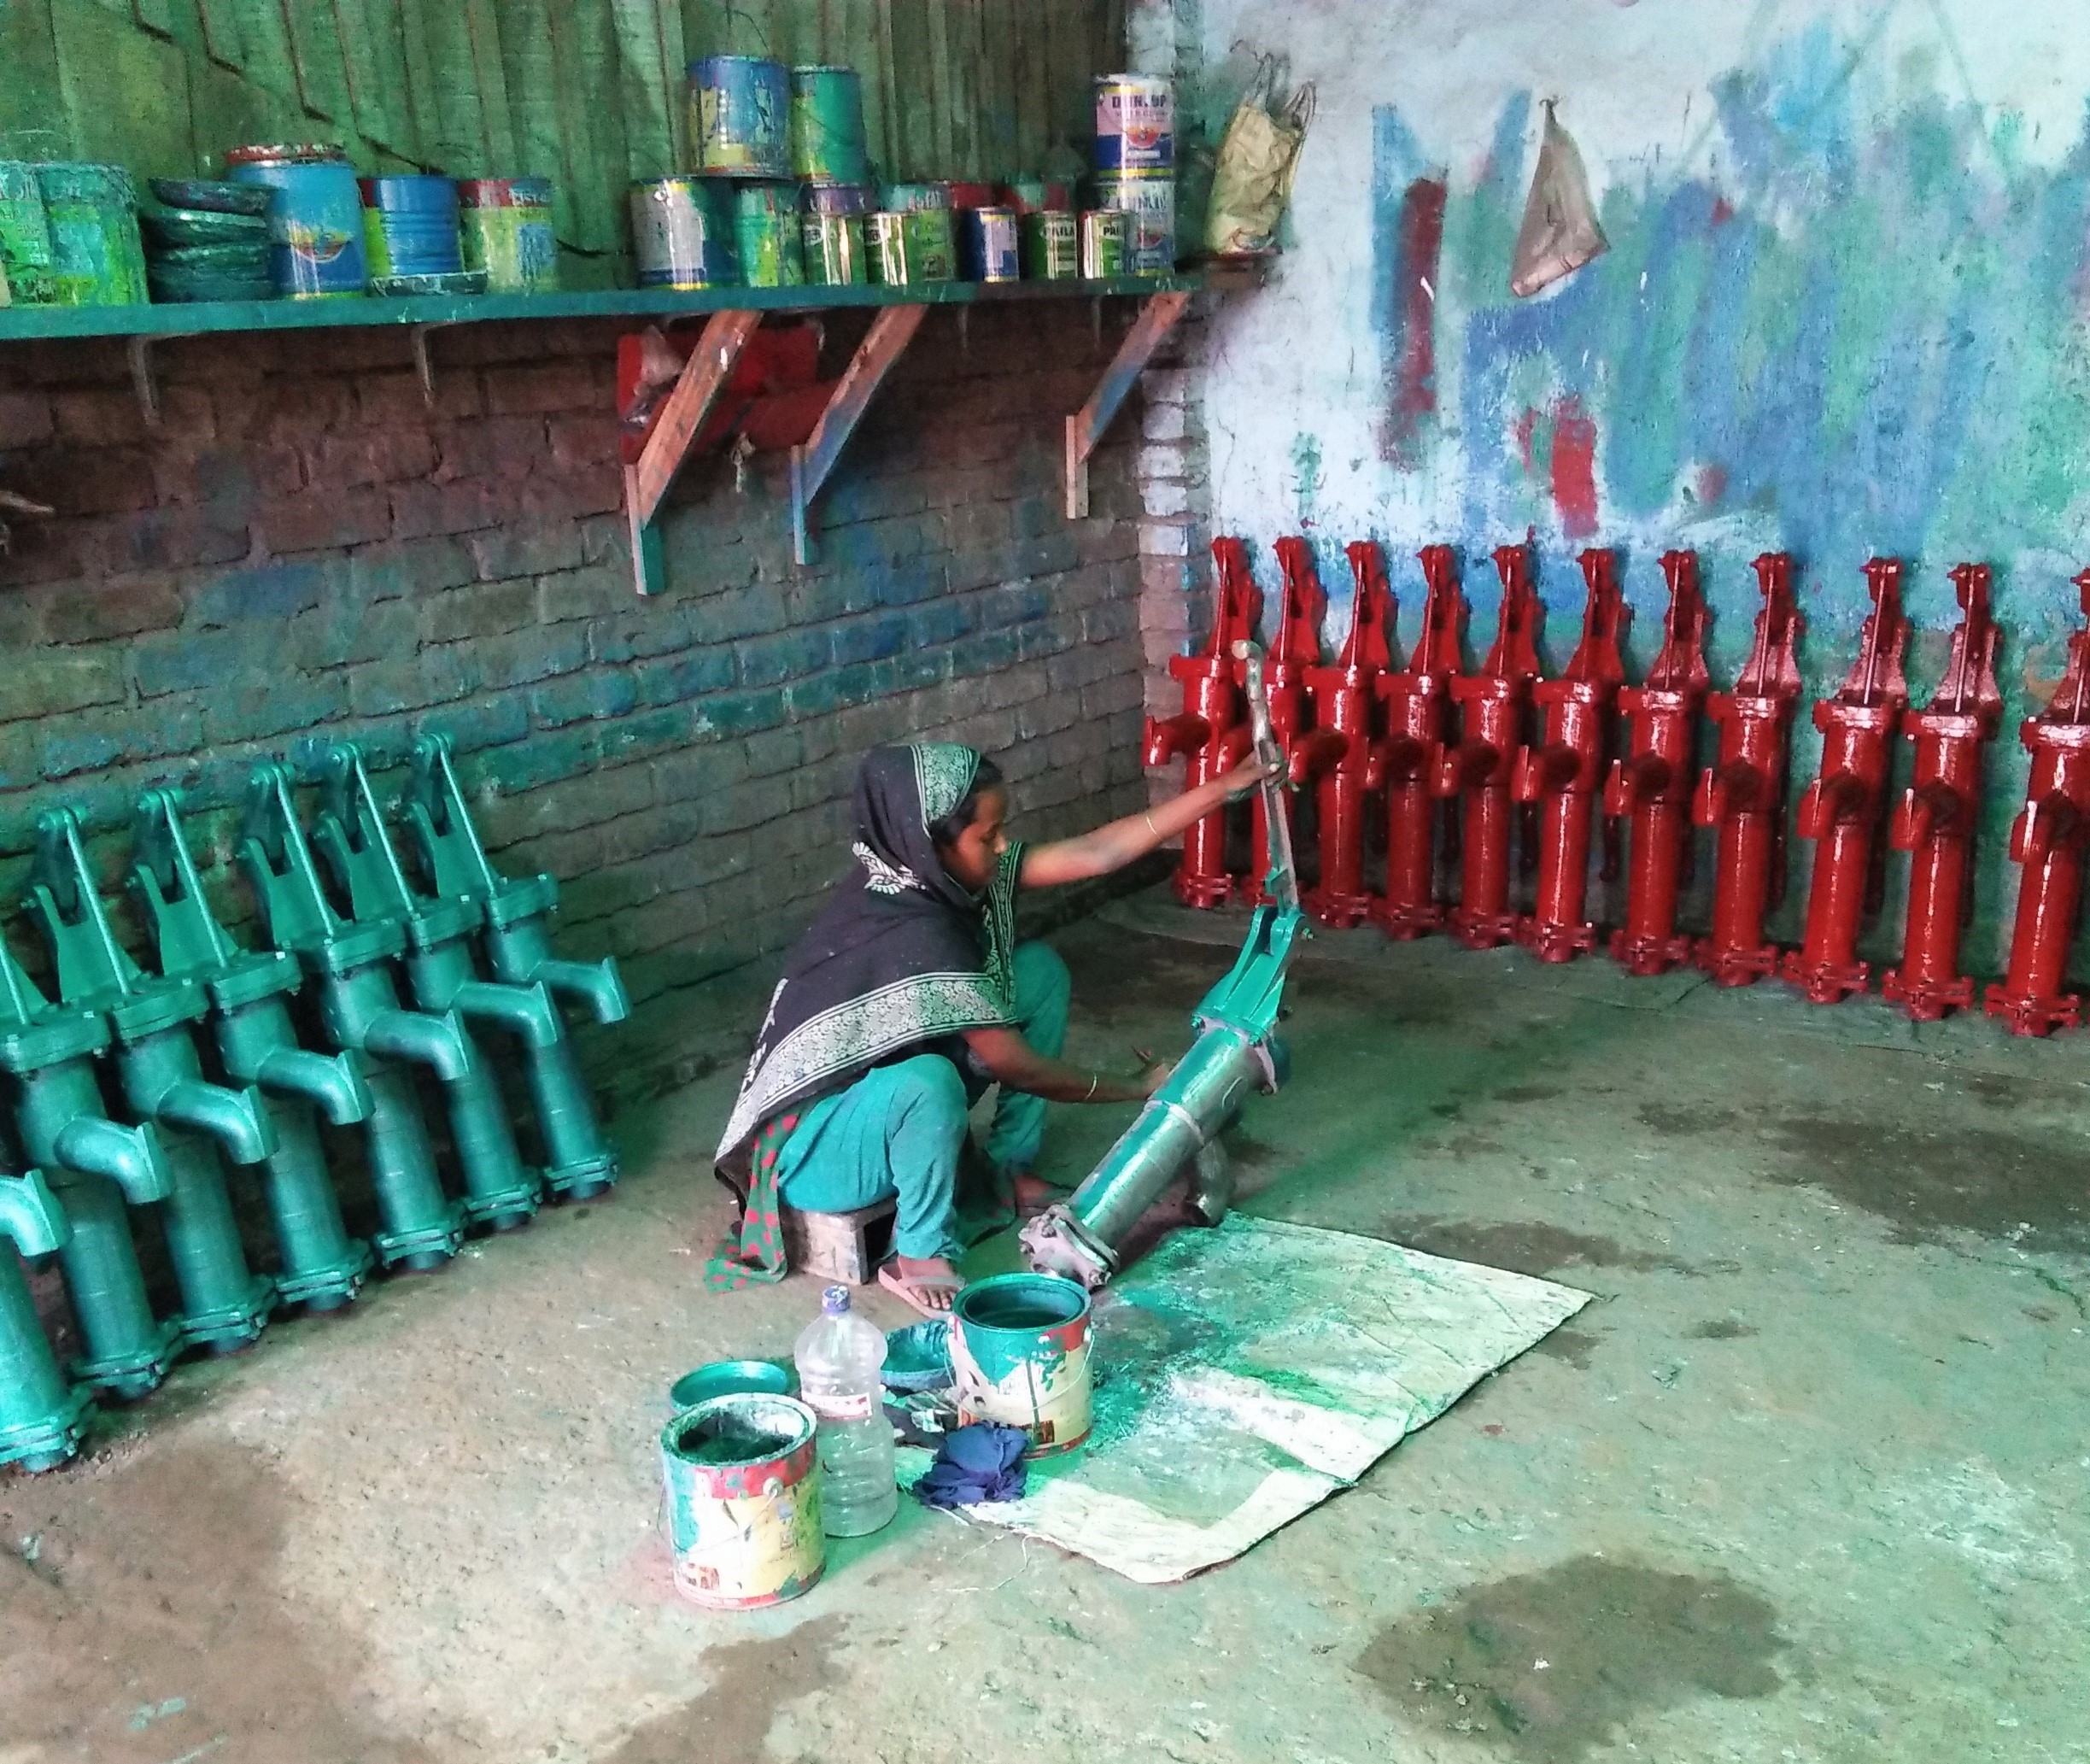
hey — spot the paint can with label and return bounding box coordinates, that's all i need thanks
[801,181,869,285]
[457,178,558,293]
[958,206,1019,282]
[1022,209,1078,281]
[867,209,955,286]
[227,145,367,298]
[948,1272,1092,1456]
[881,181,952,214]
[33,163,147,307]
[0,163,56,305]
[1079,208,1128,280]
[789,65,871,185]
[1095,73,1174,175]
[734,180,806,287]
[1097,174,1175,276]
[629,177,735,290]
[692,56,791,178]
[660,1393,825,1609]
[360,175,463,279]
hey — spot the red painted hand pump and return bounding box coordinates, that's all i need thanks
[1514,548,1627,961]
[1694,552,1805,986]
[1782,558,1910,1003]
[1437,543,1543,950]
[1239,537,1326,906]
[1882,563,2002,1020]
[1369,544,1467,940]
[1986,569,2090,1035]
[1606,550,1711,976]
[1293,541,1395,927]
[1145,536,1260,908]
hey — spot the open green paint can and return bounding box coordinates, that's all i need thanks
[948,1272,1092,1456]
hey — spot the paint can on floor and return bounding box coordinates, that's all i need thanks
[1079,208,1128,279]
[360,175,462,278]
[1095,73,1174,175]
[33,163,147,307]
[692,55,791,178]
[1022,209,1078,281]
[948,1272,1092,1455]
[226,144,367,298]
[789,65,871,185]
[660,1393,825,1609]
[668,1358,799,1411]
[0,163,56,305]
[1098,174,1175,276]
[629,177,735,289]
[734,180,805,287]
[867,209,954,286]
[457,178,558,293]
[958,206,1019,282]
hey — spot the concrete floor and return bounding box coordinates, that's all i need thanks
[3,888,2087,1763]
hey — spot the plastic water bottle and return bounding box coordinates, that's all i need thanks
[793,1286,898,1537]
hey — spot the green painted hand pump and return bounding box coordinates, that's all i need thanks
[0,1165,93,1472]
[311,744,542,1231]
[25,809,277,1354]
[130,789,374,1312]
[1023,641,1307,1288]
[405,734,624,1199]
[0,927,175,1398]
[237,763,468,1271]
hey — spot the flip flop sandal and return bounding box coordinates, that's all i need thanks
[877,1261,963,1320]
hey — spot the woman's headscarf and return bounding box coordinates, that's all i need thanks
[712,741,1022,1168]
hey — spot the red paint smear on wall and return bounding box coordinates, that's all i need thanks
[1513,407,1538,473]
[1549,396,1600,539]
[1382,177,1448,468]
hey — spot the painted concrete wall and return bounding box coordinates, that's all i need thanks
[1165,0,2090,974]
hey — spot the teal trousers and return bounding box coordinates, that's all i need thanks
[776,942,1070,1259]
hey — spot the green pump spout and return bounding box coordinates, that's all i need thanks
[148,1078,275,1164]
[52,1115,169,1202]
[447,978,563,1049]
[527,957,629,1026]
[362,1006,474,1079]
[0,1167,67,1259]
[250,1046,370,1125]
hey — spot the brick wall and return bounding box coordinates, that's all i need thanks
[0,302,1150,1043]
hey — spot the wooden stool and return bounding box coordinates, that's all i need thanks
[780,1198,896,1285]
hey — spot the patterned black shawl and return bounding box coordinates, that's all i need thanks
[713,742,1022,1168]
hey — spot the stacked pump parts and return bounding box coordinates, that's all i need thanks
[0,750,625,1472]
[1143,536,2090,1039]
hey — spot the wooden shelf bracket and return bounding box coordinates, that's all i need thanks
[624,308,763,595]
[1063,289,1191,519]
[789,303,928,566]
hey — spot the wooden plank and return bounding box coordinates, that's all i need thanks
[925,0,955,177]
[790,301,926,564]
[977,0,1015,174]
[547,0,623,255]
[131,0,177,38]
[1011,0,1048,172]
[464,0,516,168]
[872,0,899,178]
[52,0,196,174]
[609,0,681,180]
[276,0,352,120]
[887,0,934,181]
[632,306,762,525]
[0,2,70,163]
[1064,289,1188,518]
[331,0,418,159]
[834,0,884,181]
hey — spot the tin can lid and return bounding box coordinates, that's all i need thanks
[224,143,349,167]
[457,177,553,208]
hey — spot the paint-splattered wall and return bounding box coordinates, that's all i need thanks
[1165,0,2090,975]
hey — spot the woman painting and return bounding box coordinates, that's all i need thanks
[710,740,1270,1315]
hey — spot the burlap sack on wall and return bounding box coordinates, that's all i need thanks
[1510,100,1608,297]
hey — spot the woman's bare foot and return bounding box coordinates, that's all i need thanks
[1010,1173,1063,1216]
[879,1255,963,1318]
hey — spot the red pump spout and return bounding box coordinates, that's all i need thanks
[1694,551,1806,985]
[1514,547,1628,962]
[1437,542,1542,949]
[1607,549,1711,976]
[1239,537,1326,905]
[1781,558,1911,1003]
[1144,537,1261,908]
[1370,544,1468,939]
[1882,562,2002,1019]
[1987,568,2090,1034]
[1295,541,1396,927]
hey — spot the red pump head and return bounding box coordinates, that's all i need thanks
[1832,558,1910,709]
[1338,542,1396,673]
[1563,548,1627,687]
[1270,536,1327,667]
[1480,542,1543,683]
[1206,537,1263,659]
[1647,550,1712,694]
[1412,544,1467,677]
[1736,552,1804,699]
[2036,567,2090,728]
[1925,563,2003,724]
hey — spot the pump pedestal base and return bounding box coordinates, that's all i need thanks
[1517,917,1598,964]
[1609,929,1695,976]
[1984,982,2081,1038]
[1780,952,1870,1005]
[1881,970,1974,1021]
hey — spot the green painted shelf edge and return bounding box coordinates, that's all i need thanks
[0,274,1210,343]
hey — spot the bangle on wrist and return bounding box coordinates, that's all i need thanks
[1084,1073,1099,1101]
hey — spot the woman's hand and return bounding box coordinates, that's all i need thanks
[1139,1058,1176,1098]
[1220,749,1282,800]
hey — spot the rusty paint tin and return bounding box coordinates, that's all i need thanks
[802,213,866,286]
[457,177,557,293]
[948,1273,1092,1456]
[1079,208,1128,279]
[1022,209,1078,281]
[629,177,734,290]
[691,56,791,178]
[867,209,955,285]
[661,1394,825,1609]
[958,206,1020,282]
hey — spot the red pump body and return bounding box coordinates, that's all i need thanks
[1437,544,1543,950]
[1882,564,2001,1020]
[1238,537,1326,906]
[1294,542,1394,927]
[1144,537,1260,908]
[1782,559,1910,1003]
[1370,546,1467,939]
[1986,570,2090,1035]
[1607,550,1710,976]
[1694,553,1806,986]
[1514,548,1627,961]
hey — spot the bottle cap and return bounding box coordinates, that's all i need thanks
[822,1285,850,1315]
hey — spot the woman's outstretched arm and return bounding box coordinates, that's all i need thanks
[961,1027,1165,1103]
[1020,751,1273,888]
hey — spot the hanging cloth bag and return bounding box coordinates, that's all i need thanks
[1510,100,1608,297]
[1204,57,1315,259]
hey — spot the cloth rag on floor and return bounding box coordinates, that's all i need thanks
[914,1423,1029,1509]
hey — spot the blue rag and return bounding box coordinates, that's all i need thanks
[914,1422,1029,1509]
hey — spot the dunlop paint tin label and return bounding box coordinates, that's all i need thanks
[1022,209,1078,281]
[1095,73,1174,174]
[801,214,866,286]
[1080,208,1129,279]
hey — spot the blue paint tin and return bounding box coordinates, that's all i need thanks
[359,175,463,278]
[629,177,735,289]
[1094,74,1174,175]
[959,206,1020,283]
[692,56,791,178]
[225,144,366,298]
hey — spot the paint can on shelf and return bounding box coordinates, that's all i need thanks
[946,181,998,211]
[34,163,147,307]
[457,178,558,293]
[948,1273,1092,1456]
[958,206,1019,283]
[1079,208,1128,279]
[881,180,951,214]
[1098,174,1175,276]
[1022,209,1078,281]
[1001,175,1072,216]
[226,144,367,298]
[734,180,805,288]
[660,1393,825,1609]
[789,65,871,185]
[867,209,954,286]
[692,55,791,178]
[629,177,735,290]
[1095,73,1174,175]
[0,163,56,305]
[359,175,462,279]
[801,214,866,286]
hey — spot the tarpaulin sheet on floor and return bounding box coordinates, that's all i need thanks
[909,1215,1589,1583]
